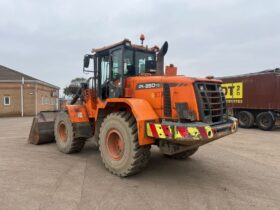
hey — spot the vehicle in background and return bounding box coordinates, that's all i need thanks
[220,69,280,130]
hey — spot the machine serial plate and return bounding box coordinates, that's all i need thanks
[136,82,161,89]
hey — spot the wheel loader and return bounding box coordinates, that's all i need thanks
[29,36,238,177]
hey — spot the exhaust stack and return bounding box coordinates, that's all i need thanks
[156,41,168,75]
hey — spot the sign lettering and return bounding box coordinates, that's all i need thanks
[221,82,243,103]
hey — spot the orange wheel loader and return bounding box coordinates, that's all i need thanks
[28,36,238,177]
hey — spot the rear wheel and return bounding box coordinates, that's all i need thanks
[99,112,151,177]
[256,112,275,131]
[164,148,198,160]
[237,111,254,128]
[54,112,86,153]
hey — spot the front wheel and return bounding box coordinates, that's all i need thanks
[54,112,86,153]
[99,112,151,177]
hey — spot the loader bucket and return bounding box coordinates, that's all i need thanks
[28,111,59,145]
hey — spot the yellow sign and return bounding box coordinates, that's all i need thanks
[221,82,243,99]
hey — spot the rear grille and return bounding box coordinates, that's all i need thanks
[194,82,227,124]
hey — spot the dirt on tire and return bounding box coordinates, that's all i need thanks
[99,111,151,177]
[54,112,86,154]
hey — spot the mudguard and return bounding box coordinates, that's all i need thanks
[98,98,159,145]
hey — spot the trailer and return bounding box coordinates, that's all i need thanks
[220,69,280,130]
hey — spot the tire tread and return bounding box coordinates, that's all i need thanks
[55,112,86,154]
[99,111,151,177]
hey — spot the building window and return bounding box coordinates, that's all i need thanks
[44,97,49,105]
[51,98,55,105]
[3,96,11,106]
[41,96,49,105]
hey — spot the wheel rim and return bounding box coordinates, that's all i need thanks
[240,113,249,125]
[58,122,67,142]
[105,129,124,160]
[260,115,270,127]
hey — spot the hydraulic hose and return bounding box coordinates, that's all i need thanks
[70,77,93,105]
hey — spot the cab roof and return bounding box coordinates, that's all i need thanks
[91,39,160,54]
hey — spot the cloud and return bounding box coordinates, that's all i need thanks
[0,0,279,91]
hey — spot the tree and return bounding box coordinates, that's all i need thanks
[63,77,87,96]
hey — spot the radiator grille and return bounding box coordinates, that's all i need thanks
[163,83,172,117]
[195,82,227,124]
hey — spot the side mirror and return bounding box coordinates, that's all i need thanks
[83,54,91,68]
[83,54,94,73]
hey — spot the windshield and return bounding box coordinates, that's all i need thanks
[135,51,155,74]
[124,49,155,76]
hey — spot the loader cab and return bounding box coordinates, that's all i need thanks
[85,40,158,100]
[97,46,124,100]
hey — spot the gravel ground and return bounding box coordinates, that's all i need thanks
[0,117,279,210]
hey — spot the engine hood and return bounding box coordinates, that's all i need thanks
[125,75,222,121]
[126,75,222,87]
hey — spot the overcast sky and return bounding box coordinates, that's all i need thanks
[0,0,279,92]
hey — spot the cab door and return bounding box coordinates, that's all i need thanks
[108,47,124,98]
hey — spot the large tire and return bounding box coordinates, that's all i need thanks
[164,148,198,160]
[237,111,254,128]
[256,112,275,131]
[92,118,103,146]
[99,112,151,177]
[54,112,86,153]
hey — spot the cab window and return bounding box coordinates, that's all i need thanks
[111,50,122,81]
[135,52,155,74]
[124,50,134,76]
[100,56,110,86]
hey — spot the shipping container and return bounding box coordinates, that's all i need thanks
[219,68,280,130]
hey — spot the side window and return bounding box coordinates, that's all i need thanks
[124,50,134,76]
[100,56,110,85]
[138,58,146,74]
[111,50,122,81]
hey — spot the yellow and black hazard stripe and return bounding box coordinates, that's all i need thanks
[146,123,173,139]
[174,125,213,140]
[146,123,214,140]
